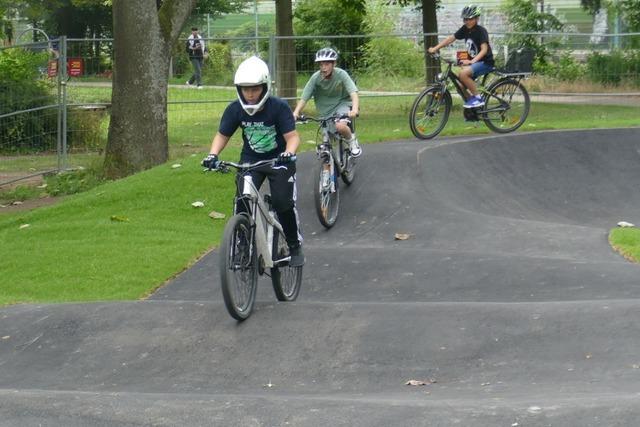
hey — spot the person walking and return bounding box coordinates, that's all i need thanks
[186,27,205,89]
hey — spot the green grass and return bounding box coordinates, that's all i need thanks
[2,88,640,305]
[609,228,640,263]
[0,149,240,305]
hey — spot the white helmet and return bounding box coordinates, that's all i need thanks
[234,56,271,116]
[315,47,338,62]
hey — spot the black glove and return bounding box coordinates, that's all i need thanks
[276,151,296,165]
[202,154,220,170]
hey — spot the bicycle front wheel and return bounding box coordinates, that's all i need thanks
[314,157,339,228]
[409,86,451,140]
[219,214,258,321]
[271,228,303,301]
[482,78,530,133]
[340,139,356,185]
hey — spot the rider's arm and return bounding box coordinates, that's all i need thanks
[283,130,300,154]
[293,74,319,119]
[292,99,307,119]
[208,132,230,156]
[349,91,359,118]
[471,43,489,64]
[429,35,455,53]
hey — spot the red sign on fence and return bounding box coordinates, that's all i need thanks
[46,58,84,77]
[67,58,84,77]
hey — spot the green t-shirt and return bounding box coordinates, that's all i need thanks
[301,67,358,118]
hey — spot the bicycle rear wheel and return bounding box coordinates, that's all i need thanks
[482,78,530,133]
[340,139,356,185]
[314,157,339,228]
[219,214,258,321]
[271,228,303,301]
[409,86,451,139]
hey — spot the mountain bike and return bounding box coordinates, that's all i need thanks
[297,115,357,228]
[409,53,531,139]
[213,159,303,321]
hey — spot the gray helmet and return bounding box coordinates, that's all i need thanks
[461,5,481,19]
[315,47,338,62]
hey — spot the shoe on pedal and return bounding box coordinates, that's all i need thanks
[463,95,484,109]
[349,137,362,158]
[289,245,305,267]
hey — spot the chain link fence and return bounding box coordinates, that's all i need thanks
[2,32,639,187]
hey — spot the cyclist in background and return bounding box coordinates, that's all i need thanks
[292,48,362,158]
[202,56,305,267]
[428,5,495,108]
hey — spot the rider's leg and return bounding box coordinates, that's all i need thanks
[461,63,495,108]
[335,109,361,158]
[267,163,304,266]
[459,66,478,97]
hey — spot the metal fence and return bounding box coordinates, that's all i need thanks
[1,32,639,188]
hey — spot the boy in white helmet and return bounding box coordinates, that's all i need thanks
[292,47,361,158]
[202,56,304,266]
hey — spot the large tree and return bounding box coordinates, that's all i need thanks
[104,0,197,178]
[394,0,439,83]
[275,0,296,107]
[104,0,244,178]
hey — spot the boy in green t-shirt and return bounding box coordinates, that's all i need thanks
[293,48,361,157]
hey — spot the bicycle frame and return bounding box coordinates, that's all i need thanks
[224,161,287,269]
[434,56,528,117]
[301,116,351,179]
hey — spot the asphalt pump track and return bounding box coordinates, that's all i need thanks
[2,128,640,426]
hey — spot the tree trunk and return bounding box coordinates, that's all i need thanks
[104,0,195,179]
[275,0,297,108]
[422,0,439,84]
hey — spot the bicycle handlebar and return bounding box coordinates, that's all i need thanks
[296,113,358,125]
[204,158,277,174]
[429,52,458,65]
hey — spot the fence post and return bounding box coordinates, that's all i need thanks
[269,35,277,96]
[56,38,63,172]
[58,36,69,170]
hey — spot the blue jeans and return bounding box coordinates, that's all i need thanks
[471,61,494,79]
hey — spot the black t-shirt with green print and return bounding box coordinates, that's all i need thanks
[218,97,296,161]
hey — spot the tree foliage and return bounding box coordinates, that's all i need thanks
[293,0,367,71]
[619,0,640,32]
[582,0,640,32]
[361,0,423,78]
[501,0,564,65]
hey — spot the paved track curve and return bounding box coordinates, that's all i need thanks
[2,128,640,426]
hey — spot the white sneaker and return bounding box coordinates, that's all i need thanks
[349,138,362,158]
[197,85,203,90]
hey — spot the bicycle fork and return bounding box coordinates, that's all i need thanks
[318,145,336,193]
